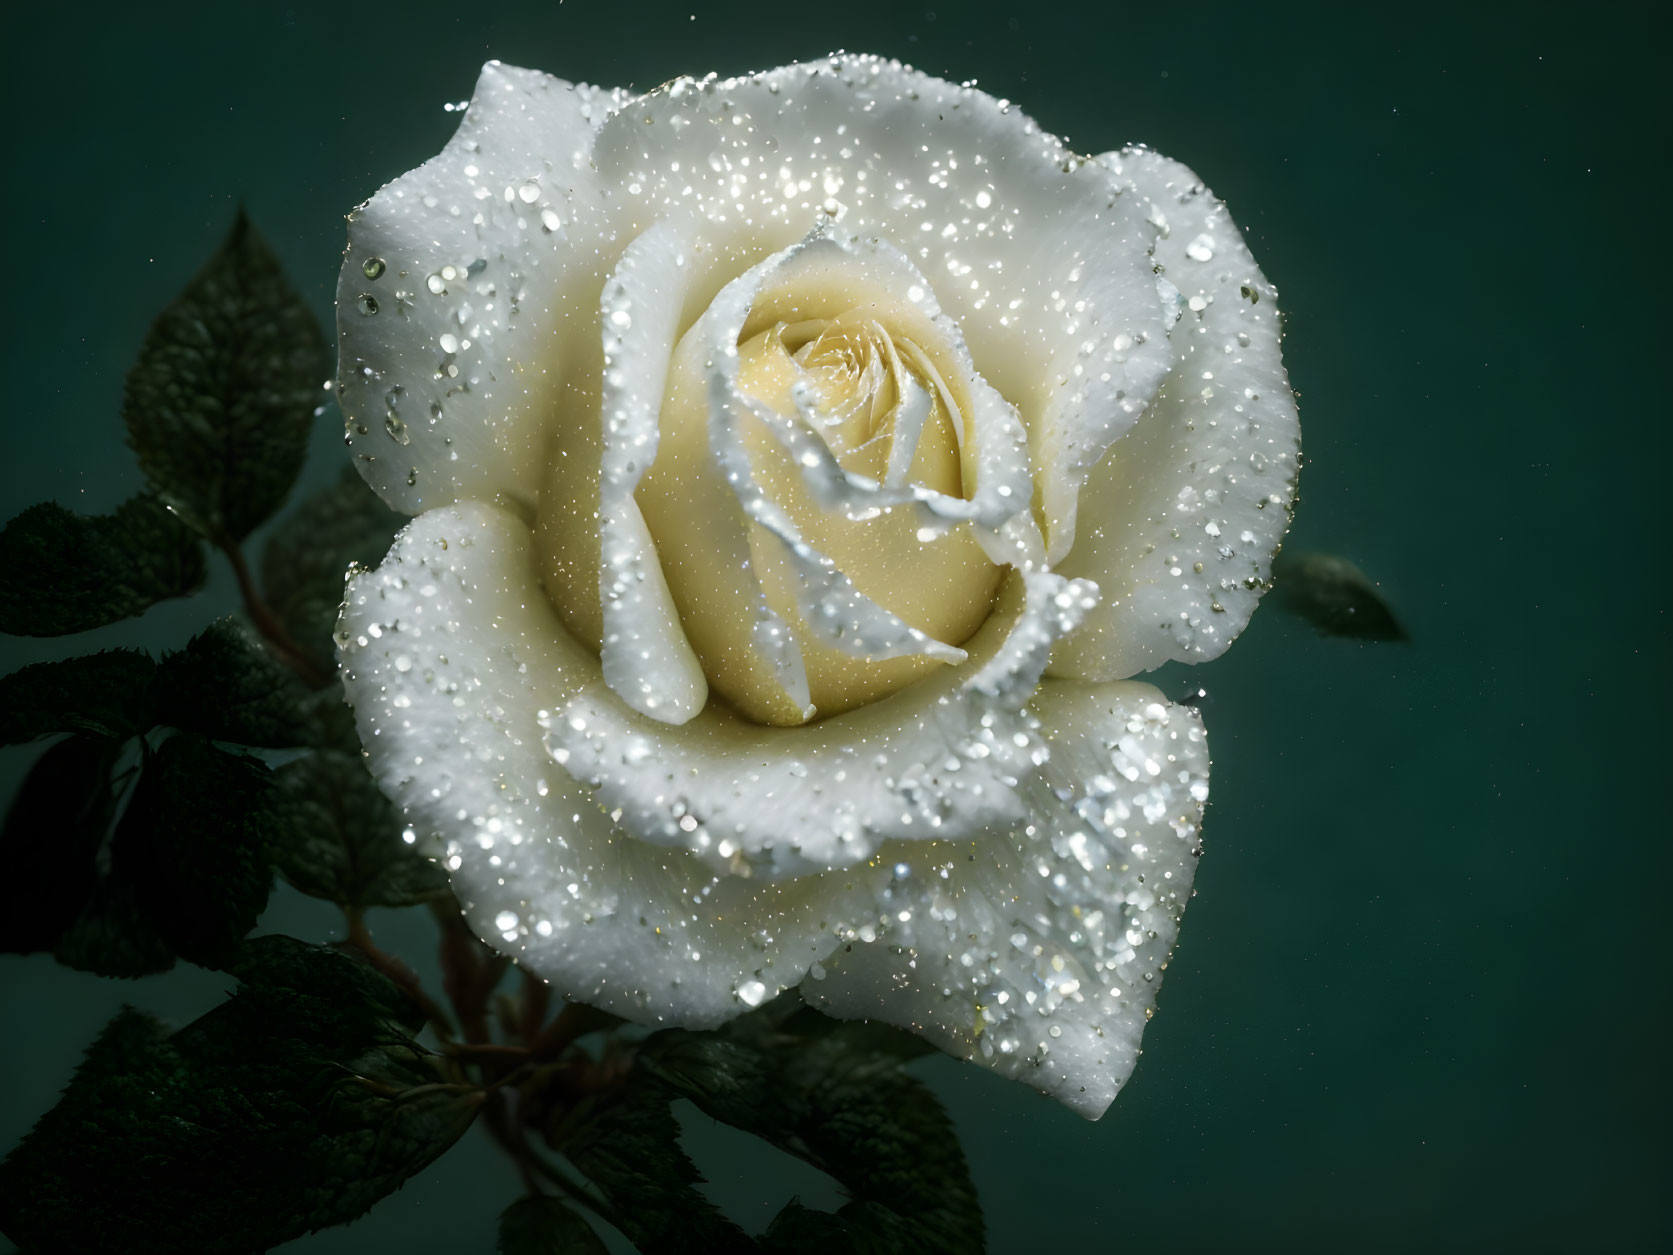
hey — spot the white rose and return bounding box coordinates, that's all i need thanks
[335,55,1298,1117]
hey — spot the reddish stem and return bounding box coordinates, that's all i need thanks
[216,532,330,688]
[342,907,455,1038]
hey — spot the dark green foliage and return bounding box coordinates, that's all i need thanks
[122,211,327,542]
[497,1195,611,1255]
[2,730,276,977]
[774,1002,938,1063]
[153,617,314,746]
[113,732,274,967]
[0,494,205,635]
[49,875,180,979]
[1272,550,1408,641]
[0,938,480,1255]
[0,650,157,744]
[267,751,451,909]
[0,736,123,956]
[261,465,405,676]
[638,1008,985,1255]
[562,1079,757,1255]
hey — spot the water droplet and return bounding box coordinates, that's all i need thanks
[362,257,386,280]
[385,413,410,445]
[357,294,379,316]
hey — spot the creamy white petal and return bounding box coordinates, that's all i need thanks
[588,55,1174,560]
[543,570,1099,880]
[802,681,1208,1119]
[337,62,624,515]
[1049,149,1302,680]
[726,226,1035,546]
[697,228,1014,676]
[596,218,707,724]
[337,502,905,1025]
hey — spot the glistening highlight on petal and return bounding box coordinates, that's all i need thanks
[1049,148,1302,680]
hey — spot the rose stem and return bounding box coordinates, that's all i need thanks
[341,904,456,1039]
[213,530,330,688]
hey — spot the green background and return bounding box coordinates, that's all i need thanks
[3,1,1666,1250]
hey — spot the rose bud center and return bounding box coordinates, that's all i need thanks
[535,267,1006,729]
[639,307,1002,725]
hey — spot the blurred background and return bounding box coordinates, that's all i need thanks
[3,1,1666,1250]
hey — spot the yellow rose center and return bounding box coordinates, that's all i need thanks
[537,286,1003,727]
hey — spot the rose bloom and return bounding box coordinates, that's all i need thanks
[335,55,1298,1117]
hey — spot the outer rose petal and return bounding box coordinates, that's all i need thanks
[337,63,624,515]
[337,502,891,1024]
[543,569,1096,881]
[804,681,1208,1119]
[593,217,708,724]
[1049,149,1302,679]
[339,503,1204,1114]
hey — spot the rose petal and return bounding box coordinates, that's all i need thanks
[697,227,1001,672]
[634,223,1043,725]
[594,217,708,724]
[545,569,1098,880]
[802,681,1208,1118]
[1048,149,1302,679]
[731,226,1040,565]
[589,55,1173,561]
[337,62,624,514]
[338,501,898,1025]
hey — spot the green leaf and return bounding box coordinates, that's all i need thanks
[153,617,313,746]
[0,494,205,636]
[219,932,429,1042]
[775,1004,938,1064]
[639,1016,983,1255]
[0,938,479,1255]
[266,750,451,909]
[112,732,274,968]
[561,1080,757,1255]
[50,873,179,978]
[0,650,156,745]
[261,464,405,676]
[2,729,275,977]
[497,1195,610,1255]
[0,736,122,956]
[122,211,328,542]
[1272,550,1408,641]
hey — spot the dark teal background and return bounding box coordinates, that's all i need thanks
[3,2,1666,1250]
